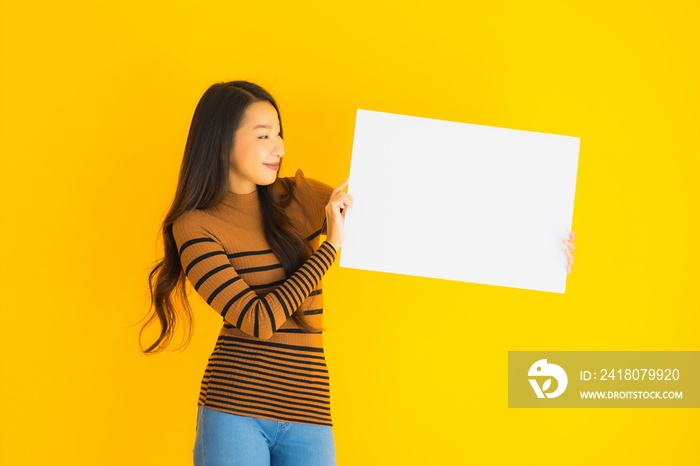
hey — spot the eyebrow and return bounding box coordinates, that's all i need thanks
[253,124,280,129]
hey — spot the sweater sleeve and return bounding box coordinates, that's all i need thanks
[172,211,337,340]
[293,169,334,235]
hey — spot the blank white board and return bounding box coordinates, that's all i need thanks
[339,109,580,293]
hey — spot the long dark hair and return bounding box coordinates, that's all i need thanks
[140,81,317,354]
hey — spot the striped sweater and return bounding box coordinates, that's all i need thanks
[172,170,336,426]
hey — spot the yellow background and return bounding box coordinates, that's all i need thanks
[1,0,698,464]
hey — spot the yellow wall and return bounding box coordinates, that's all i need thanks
[1,1,698,464]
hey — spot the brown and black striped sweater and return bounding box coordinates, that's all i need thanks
[172,170,336,426]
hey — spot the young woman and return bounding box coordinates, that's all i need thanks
[142,81,352,466]
[142,80,576,466]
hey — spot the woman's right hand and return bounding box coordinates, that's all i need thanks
[325,178,353,251]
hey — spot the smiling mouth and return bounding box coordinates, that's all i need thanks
[263,163,280,170]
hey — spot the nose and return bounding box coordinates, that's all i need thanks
[275,138,285,158]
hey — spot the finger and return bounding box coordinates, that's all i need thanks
[333,178,350,193]
[566,264,572,274]
[338,194,353,209]
[331,193,353,210]
[330,200,347,215]
[565,249,574,265]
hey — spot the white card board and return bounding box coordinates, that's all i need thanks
[339,109,580,293]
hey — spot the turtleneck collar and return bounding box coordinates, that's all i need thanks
[220,188,260,208]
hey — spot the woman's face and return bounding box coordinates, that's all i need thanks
[228,100,284,193]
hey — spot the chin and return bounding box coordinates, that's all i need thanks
[257,175,278,187]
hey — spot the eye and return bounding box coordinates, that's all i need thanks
[258,135,269,139]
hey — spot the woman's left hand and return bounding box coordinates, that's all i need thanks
[563,231,576,274]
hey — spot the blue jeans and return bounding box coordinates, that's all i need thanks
[193,406,336,466]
